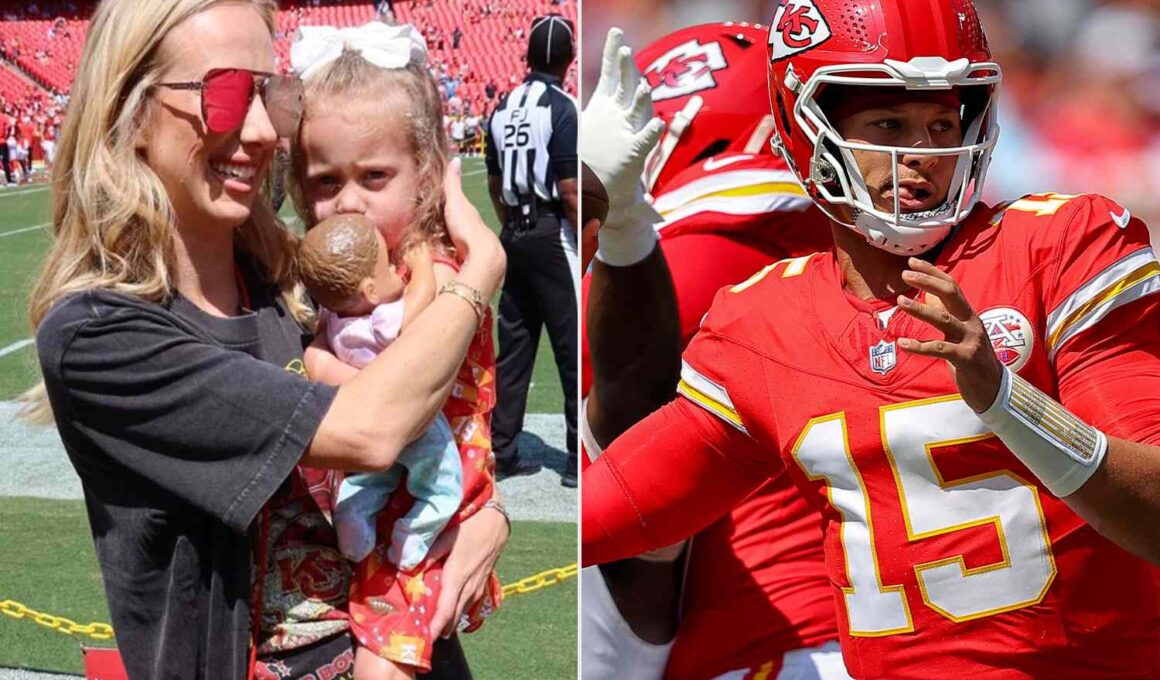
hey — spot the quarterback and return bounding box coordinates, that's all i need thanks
[583,0,1160,678]
[581,22,847,680]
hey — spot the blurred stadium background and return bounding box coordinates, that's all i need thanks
[0,0,577,677]
[582,0,1160,227]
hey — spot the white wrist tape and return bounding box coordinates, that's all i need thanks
[596,202,660,267]
[976,365,1107,497]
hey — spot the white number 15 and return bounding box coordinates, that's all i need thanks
[792,395,1056,636]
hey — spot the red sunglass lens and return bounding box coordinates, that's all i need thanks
[202,69,254,134]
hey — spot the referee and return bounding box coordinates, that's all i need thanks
[486,14,579,487]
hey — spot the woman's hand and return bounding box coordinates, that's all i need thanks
[896,257,1004,412]
[442,157,505,297]
[428,505,510,638]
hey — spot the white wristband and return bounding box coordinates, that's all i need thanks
[595,203,660,267]
[976,365,1107,497]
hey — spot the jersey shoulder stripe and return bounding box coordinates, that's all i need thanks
[656,192,813,230]
[652,167,804,215]
[1046,247,1160,359]
[676,359,748,435]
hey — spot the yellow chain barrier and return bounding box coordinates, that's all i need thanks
[1,562,578,642]
[0,599,115,640]
[501,562,578,598]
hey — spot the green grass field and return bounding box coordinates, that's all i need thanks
[0,498,576,677]
[0,157,576,677]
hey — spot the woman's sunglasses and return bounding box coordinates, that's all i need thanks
[153,68,304,138]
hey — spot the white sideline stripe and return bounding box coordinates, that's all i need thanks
[0,183,51,198]
[0,404,575,520]
[462,167,486,177]
[0,222,48,238]
[0,339,33,359]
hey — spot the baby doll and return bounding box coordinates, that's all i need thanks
[298,213,463,571]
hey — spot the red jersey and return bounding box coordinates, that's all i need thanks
[584,193,1160,678]
[581,152,838,678]
[17,120,33,149]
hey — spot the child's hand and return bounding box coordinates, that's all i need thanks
[402,241,433,268]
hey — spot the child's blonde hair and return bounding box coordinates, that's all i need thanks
[289,43,454,260]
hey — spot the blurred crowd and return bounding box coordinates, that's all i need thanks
[0,93,65,185]
[0,0,577,183]
[582,0,1160,225]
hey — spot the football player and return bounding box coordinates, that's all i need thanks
[581,22,847,680]
[584,0,1160,677]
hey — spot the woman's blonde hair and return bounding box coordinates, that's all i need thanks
[287,45,454,259]
[23,0,307,422]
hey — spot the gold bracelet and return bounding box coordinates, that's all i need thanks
[483,498,511,532]
[440,280,486,323]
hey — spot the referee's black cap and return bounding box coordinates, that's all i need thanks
[527,14,575,72]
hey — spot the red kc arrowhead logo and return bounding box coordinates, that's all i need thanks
[769,0,833,61]
[643,39,729,102]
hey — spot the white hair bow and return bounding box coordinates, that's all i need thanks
[291,22,428,80]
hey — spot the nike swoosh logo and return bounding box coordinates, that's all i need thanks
[703,155,750,172]
[1112,208,1132,229]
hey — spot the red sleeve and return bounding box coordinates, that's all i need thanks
[1043,196,1160,445]
[581,396,778,565]
[1044,195,1158,366]
[1057,298,1160,447]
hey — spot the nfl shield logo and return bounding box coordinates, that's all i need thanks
[869,340,897,375]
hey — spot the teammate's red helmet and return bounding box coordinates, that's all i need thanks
[767,0,1001,255]
[635,22,772,195]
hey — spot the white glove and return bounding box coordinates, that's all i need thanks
[581,28,665,267]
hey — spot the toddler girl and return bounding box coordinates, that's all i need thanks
[297,213,462,572]
[289,22,502,680]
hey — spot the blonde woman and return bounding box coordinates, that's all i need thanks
[25,0,507,677]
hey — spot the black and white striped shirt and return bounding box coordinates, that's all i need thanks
[485,72,578,211]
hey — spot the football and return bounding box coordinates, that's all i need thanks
[580,162,608,271]
[581,162,610,226]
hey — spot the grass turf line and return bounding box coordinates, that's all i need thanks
[0,497,576,678]
[0,157,568,413]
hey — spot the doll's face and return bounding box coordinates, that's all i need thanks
[360,230,406,308]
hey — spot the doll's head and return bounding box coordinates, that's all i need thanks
[296,213,404,316]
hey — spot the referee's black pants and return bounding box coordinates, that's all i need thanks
[492,212,578,467]
[0,143,11,185]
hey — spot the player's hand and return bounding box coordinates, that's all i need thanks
[896,257,1003,413]
[427,504,509,638]
[581,28,664,228]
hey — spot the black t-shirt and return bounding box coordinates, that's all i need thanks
[36,270,337,680]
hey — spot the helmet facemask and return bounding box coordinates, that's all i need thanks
[779,57,1001,255]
